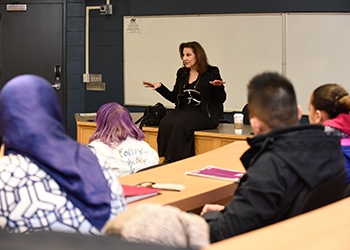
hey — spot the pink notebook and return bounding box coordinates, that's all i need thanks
[122,185,161,203]
[185,166,245,182]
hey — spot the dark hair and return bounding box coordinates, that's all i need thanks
[247,72,298,129]
[89,102,145,147]
[179,41,209,73]
[311,83,350,119]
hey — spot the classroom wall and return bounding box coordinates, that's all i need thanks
[67,0,85,138]
[66,0,350,138]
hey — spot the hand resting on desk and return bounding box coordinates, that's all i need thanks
[200,204,225,216]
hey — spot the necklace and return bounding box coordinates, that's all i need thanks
[184,74,201,90]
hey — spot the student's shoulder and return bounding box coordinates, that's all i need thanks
[120,137,148,147]
[0,153,34,170]
[89,140,113,151]
[119,137,156,152]
[247,149,287,175]
[0,154,53,184]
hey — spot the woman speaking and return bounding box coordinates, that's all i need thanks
[143,41,226,163]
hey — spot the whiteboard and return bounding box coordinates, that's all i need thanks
[286,13,350,114]
[124,14,283,111]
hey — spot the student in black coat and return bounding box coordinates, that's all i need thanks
[143,41,226,162]
[201,72,346,243]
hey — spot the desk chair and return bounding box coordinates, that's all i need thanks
[344,181,350,198]
[219,119,231,124]
[0,230,186,250]
[242,104,250,125]
[286,168,347,218]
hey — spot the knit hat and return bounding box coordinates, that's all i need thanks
[105,203,210,249]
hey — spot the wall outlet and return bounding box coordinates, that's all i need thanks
[86,82,105,91]
[83,74,102,83]
[90,74,102,82]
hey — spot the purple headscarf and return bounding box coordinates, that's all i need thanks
[0,75,111,230]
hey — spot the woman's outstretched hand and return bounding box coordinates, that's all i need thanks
[143,81,161,90]
[209,80,226,87]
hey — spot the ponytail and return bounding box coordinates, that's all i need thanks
[337,94,350,113]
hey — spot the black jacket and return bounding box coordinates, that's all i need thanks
[204,124,346,242]
[156,66,226,126]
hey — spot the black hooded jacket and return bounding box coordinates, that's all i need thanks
[204,124,346,243]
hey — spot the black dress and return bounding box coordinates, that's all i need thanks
[156,66,226,162]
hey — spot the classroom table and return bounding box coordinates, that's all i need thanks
[194,124,253,155]
[138,124,253,155]
[75,113,253,155]
[206,197,350,250]
[118,141,250,212]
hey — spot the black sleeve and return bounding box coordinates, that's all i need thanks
[156,68,184,103]
[208,67,226,104]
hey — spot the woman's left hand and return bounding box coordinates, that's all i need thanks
[209,79,226,86]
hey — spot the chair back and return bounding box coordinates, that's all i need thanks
[286,168,347,218]
[219,119,232,124]
[242,104,250,125]
[344,181,350,198]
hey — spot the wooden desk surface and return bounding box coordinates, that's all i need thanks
[194,124,253,138]
[207,197,350,250]
[119,141,249,212]
[75,113,252,155]
[142,124,253,156]
[142,124,253,138]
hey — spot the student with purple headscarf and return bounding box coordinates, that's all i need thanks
[0,75,127,234]
[88,103,159,177]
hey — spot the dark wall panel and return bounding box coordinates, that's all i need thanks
[129,0,350,15]
[67,0,85,138]
[65,0,350,138]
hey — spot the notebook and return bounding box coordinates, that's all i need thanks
[185,166,245,182]
[122,185,161,203]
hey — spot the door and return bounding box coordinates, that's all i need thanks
[0,2,66,122]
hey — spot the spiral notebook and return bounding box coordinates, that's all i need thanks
[185,166,245,182]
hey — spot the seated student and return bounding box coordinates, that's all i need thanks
[88,103,159,177]
[201,72,346,243]
[308,83,350,184]
[105,203,209,249]
[0,75,127,234]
